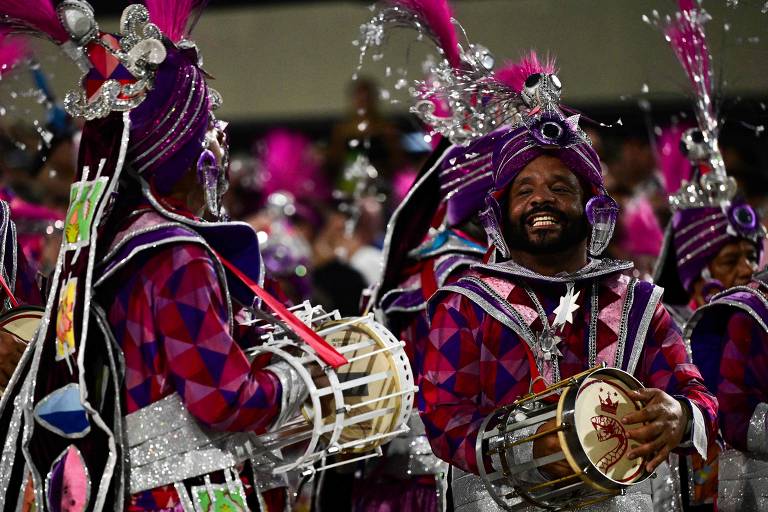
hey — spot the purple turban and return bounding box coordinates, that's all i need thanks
[125,43,211,195]
[656,200,764,302]
[438,126,509,227]
[478,112,614,258]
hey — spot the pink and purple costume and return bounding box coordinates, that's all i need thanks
[0,3,306,511]
[420,69,717,511]
[685,270,768,511]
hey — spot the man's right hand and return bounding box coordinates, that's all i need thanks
[0,331,25,388]
[532,419,572,479]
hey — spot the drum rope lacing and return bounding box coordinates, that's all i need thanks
[521,279,600,385]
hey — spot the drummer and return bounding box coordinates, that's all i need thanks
[419,64,718,512]
[0,3,323,511]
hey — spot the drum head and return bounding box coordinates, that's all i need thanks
[572,369,645,485]
[0,306,44,343]
[315,319,408,451]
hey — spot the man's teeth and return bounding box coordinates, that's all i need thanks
[531,215,558,227]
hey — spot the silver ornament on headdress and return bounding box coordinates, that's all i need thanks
[356,4,525,146]
[669,127,735,211]
[58,2,167,120]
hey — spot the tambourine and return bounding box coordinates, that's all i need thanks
[477,366,651,511]
[247,302,417,475]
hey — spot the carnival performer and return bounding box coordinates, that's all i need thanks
[685,268,768,511]
[351,2,522,509]
[647,4,766,508]
[651,2,764,329]
[419,52,718,510]
[0,1,347,510]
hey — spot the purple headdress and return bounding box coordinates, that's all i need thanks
[475,51,617,259]
[650,1,766,302]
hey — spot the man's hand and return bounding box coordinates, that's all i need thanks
[622,388,689,473]
[0,331,26,388]
[532,419,572,479]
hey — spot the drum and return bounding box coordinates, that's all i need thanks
[247,302,416,475]
[0,305,44,344]
[0,305,44,395]
[476,366,651,511]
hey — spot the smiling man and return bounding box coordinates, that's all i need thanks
[418,70,718,512]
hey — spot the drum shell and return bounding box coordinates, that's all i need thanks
[247,309,416,475]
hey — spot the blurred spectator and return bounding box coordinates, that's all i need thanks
[327,78,405,187]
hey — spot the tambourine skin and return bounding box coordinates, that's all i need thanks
[312,318,414,452]
[557,368,651,494]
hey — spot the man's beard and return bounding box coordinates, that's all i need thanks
[503,205,590,255]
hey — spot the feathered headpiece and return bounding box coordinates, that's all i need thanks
[495,52,558,96]
[358,0,526,146]
[646,0,723,178]
[650,0,766,301]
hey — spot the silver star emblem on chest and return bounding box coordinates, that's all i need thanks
[553,285,580,330]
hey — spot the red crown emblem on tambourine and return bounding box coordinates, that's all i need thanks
[598,389,619,415]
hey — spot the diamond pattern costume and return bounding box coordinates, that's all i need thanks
[422,261,717,511]
[686,271,768,511]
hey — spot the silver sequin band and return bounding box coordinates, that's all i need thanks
[382,412,448,477]
[266,360,309,430]
[747,402,768,457]
[451,466,656,512]
[718,449,768,511]
[124,393,258,493]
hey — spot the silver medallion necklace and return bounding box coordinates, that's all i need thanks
[523,280,600,384]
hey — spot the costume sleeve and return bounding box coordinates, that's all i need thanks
[717,311,768,455]
[419,292,489,474]
[153,244,288,433]
[636,302,718,457]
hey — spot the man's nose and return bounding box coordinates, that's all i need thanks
[529,186,555,206]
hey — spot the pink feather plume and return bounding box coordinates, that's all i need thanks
[621,197,664,257]
[257,130,330,202]
[144,0,208,43]
[0,29,26,75]
[0,0,68,43]
[664,0,715,128]
[656,123,695,195]
[390,0,460,69]
[495,51,557,93]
